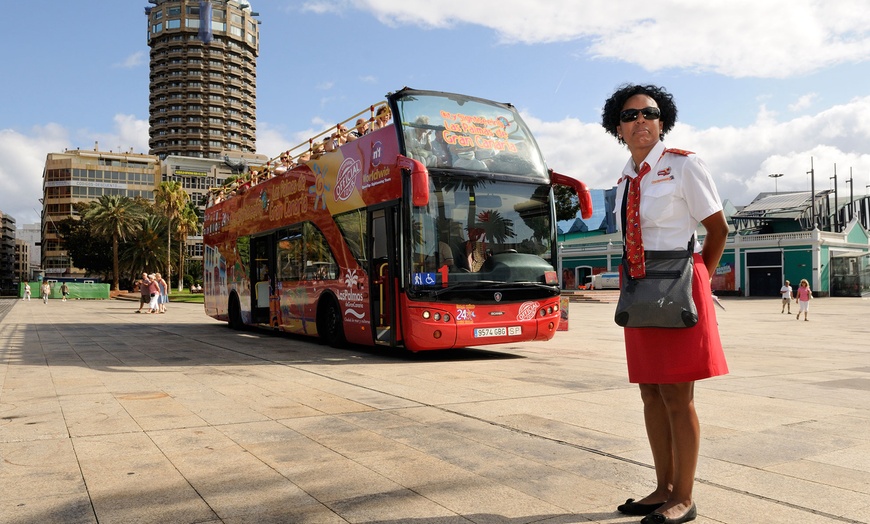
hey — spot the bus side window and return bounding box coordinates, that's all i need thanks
[303,224,337,280]
[335,210,367,264]
[277,230,302,281]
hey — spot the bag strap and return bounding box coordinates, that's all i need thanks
[619,176,695,278]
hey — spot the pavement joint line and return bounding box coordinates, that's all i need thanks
[184,331,866,524]
[442,406,867,524]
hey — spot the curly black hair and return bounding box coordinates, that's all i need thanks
[601,84,678,144]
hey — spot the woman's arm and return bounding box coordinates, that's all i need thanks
[700,210,729,278]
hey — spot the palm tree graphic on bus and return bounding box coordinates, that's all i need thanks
[344,269,359,289]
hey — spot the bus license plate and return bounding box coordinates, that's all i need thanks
[474,326,522,338]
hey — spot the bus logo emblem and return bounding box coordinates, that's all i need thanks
[517,301,540,321]
[494,292,502,302]
[371,141,383,167]
[335,158,360,202]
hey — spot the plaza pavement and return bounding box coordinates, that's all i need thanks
[1,295,869,524]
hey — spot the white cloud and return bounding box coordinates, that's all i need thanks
[0,125,69,224]
[529,95,870,207]
[788,93,817,112]
[339,0,870,78]
[114,51,145,69]
[0,115,150,225]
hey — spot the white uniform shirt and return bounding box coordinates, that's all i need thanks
[614,141,723,253]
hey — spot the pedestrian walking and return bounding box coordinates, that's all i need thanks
[136,272,151,313]
[61,282,70,302]
[23,282,31,300]
[147,274,161,313]
[155,273,169,313]
[780,280,793,314]
[796,278,813,321]
[41,281,51,304]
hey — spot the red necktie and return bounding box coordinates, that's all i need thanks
[625,162,651,279]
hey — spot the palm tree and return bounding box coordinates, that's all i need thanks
[153,181,190,289]
[84,195,145,291]
[173,202,200,291]
[121,215,168,281]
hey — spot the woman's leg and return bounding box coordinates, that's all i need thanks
[638,384,674,503]
[655,381,699,517]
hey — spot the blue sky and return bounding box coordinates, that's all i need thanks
[3,0,870,225]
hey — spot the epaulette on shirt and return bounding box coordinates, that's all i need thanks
[617,148,695,184]
[664,148,694,156]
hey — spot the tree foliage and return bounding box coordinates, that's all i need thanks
[554,184,580,222]
[121,215,168,279]
[83,195,146,290]
[57,212,113,279]
[153,181,190,287]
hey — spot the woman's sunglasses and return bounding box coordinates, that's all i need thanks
[619,107,661,123]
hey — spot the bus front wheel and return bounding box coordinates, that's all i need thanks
[318,297,346,348]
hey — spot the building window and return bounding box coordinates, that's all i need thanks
[152,22,163,34]
[186,19,200,29]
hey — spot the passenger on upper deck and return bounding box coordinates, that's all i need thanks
[274,153,293,175]
[336,124,351,144]
[311,141,325,159]
[351,118,369,138]
[322,135,336,153]
[405,115,438,167]
[372,106,392,130]
[451,142,488,171]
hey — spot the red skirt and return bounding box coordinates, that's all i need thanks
[623,254,728,384]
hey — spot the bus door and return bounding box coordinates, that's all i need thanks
[250,234,274,325]
[369,205,399,346]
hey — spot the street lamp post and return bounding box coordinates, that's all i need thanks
[830,164,839,232]
[846,167,854,223]
[768,173,784,194]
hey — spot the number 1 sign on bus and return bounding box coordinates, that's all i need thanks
[203,88,592,351]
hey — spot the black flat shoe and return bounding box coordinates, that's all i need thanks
[640,503,697,524]
[617,498,665,516]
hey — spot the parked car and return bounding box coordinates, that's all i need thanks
[587,272,619,290]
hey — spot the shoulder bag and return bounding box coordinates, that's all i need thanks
[614,183,699,328]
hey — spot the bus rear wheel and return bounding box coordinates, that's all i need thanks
[318,297,345,348]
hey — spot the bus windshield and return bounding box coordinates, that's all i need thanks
[394,91,548,180]
[410,174,554,293]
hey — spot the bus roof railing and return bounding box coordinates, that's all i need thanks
[207,101,391,205]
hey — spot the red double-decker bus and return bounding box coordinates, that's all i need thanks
[204,88,591,351]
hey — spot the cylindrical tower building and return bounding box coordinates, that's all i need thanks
[145,0,259,160]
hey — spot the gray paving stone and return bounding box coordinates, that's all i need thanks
[1,297,869,523]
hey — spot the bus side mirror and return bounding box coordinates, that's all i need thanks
[549,170,593,219]
[397,154,430,207]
